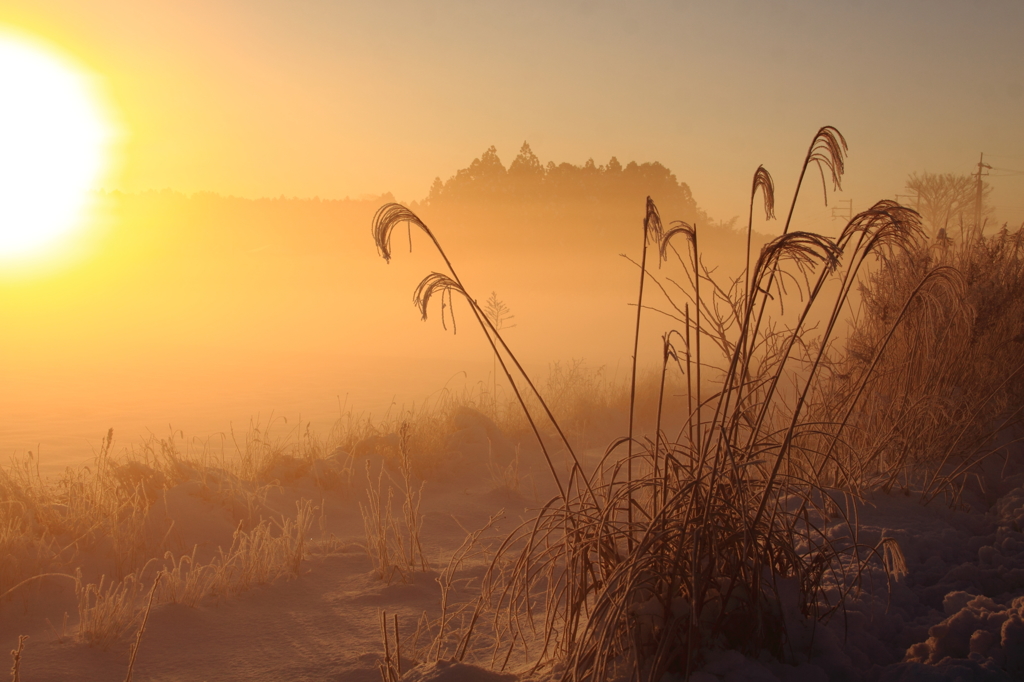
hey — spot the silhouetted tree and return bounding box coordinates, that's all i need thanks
[508,141,543,177]
[442,145,507,200]
[906,172,991,236]
[508,142,544,197]
[426,177,444,204]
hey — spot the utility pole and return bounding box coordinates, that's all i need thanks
[974,152,991,232]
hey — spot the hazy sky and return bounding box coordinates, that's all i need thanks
[5,0,1024,225]
[2,0,1023,463]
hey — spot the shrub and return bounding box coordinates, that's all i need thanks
[833,223,1024,501]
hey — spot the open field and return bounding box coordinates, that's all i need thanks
[4,128,1024,682]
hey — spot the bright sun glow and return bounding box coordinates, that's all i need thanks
[0,31,113,263]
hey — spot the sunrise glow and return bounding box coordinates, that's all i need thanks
[2,4,1024,680]
[0,31,113,263]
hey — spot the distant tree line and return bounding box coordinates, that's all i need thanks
[421,142,711,222]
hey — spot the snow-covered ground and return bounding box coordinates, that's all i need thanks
[3,417,1024,682]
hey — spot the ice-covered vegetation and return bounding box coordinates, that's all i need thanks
[369,127,1024,681]
[4,129,1024,681]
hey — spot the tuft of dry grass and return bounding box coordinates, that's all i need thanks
[360,424,428,583]
[74,500,315,649]
[75,569,149,649]
[372,126,934,680]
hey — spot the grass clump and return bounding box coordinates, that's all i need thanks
[360,424,429,583]
[371,126,932,679]
[75,570,149,649]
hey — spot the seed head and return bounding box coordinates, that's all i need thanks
[838,199,924,259]
[644,196,664,246]
[807,126,848,203]
[752,165,775,221]
[372,203,434,264]
[413,272,466,326]
[753,231,842,285]
[659,221,696,262]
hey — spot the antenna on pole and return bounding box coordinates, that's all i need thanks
[831,198,852,221]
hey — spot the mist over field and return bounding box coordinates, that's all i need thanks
[0,145,764,470]
[6,133,1024,682]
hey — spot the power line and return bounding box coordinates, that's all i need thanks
[989,166,1024,176]
[895,193,920,209]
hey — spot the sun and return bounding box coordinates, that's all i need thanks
[0,30,114,264]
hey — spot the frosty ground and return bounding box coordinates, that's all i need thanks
[2,406,1023,682]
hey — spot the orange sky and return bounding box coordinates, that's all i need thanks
[3,0,1024,226]
[1,1,1024,465]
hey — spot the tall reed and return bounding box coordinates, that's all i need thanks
[372,204,595,504]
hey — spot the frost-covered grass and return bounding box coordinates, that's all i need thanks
[370,127,1024,681]
[0,424,329,650]
[834,222,1024,502]
[0,360,642,660]
[6,127,1024,680]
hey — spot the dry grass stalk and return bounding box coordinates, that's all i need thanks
[626,199,666,540]
[123,574,160,682]
[398,424,429,573]
[44,612,69,644]
[9,635,26,682]
[378,610,402,682]
[372,203,594,504]
[430,512,503,664]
